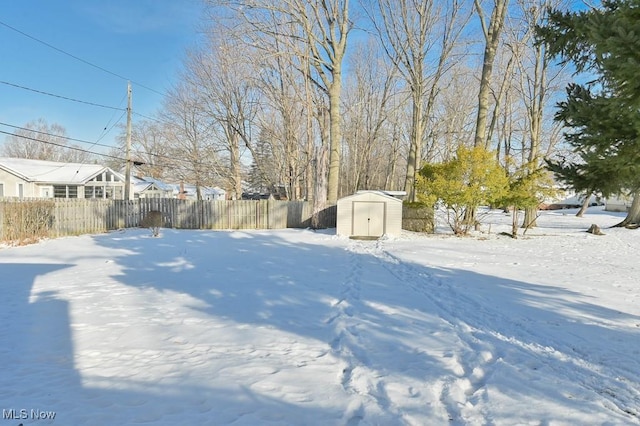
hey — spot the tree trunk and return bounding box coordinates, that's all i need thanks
[404,96,424,202]
[614,192,640,227]
[326,58,344,203]
[312,145,328,229]
[576,193,591,217]
[473,0,509,148]
[522,206,537,229]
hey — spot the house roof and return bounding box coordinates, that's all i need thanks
[0,157,122,184]
[170,183,226,196]
[132,176,174,193]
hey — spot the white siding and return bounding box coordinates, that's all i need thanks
[337,191,402,237]
[605,195,632,212]
[0,169,37,197]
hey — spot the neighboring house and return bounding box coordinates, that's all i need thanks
[171,183,226,201]
[132,176,174,199]
[605,194,632,212]
[0,157,126,199]
[539,188,603,210]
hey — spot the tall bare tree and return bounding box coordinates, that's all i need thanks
[162,81,220,200]
[109,119,173,179]
[508,0,566,227]
[341,39,400,194]
[208,0,353,202]
[473,0,510,148]
[365,0,471,201]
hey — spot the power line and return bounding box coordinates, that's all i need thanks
[0,129,126,162]
[0,121,220,171]
[0,121,118,151]
[0,19,165,96]
[96,93,129,143]
[0,80,126,111]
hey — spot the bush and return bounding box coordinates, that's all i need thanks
[1,200,55,245]
[140,211,163,237]
[416,146,508,235]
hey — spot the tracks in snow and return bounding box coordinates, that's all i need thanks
[362,238,640,423]
[326,238,639,423]
[326,240,402,425]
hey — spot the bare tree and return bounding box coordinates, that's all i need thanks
[428,66,477,162]
[341,39,401,194]
[364,0,472,201]
[109,119,173,179]
[253,19,316,200]
[2,119,94,163]
[473,0,510,148]
[181,27,266,200]
[507,0,567,228]
[162,82,220,200]
[208,0,353,202]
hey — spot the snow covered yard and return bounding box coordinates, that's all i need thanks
[1,207,639,425]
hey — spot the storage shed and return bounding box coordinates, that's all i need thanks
[336,191,403,238]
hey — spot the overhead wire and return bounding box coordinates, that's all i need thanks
[0,21,225,176]
[0,121,224,172]
[0,80,126,111]
[0,122,117,151]
[0,19,165,97]
[95,92,129,143]
[0,129,126,162]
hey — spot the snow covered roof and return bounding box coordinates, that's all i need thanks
[170,183,226,196]
[0,157,122,184]
[343,190,403,203]
[132,176,174,193]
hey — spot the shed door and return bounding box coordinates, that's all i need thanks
[353,201,385,236]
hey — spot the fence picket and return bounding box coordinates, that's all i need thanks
[0,198,337,244]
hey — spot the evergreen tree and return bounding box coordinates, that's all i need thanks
[417,146,509,235]
[247,138,277,195]
[537,0,640,226]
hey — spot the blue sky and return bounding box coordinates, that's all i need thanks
[0,0,204,156]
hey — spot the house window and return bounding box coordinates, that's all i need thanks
[0,183,4,197]
[85,186,106,198]
[53,185,79,198]
[17,183,24,199]
[54,186,67,198]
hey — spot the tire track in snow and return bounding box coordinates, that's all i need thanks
[369,239,640,423]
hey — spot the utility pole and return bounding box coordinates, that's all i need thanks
[124,82,132,200]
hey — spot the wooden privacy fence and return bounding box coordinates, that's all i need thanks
[0,198,337,244]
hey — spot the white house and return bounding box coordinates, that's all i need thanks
[132,176,174,199]
[0,157,126,199]
[171,183,226,201]
[605,194,632,212]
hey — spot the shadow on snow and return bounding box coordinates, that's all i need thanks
[2,228,638,425]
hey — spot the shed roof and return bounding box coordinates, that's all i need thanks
[0,157,121,184]
[339,190,403,203]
